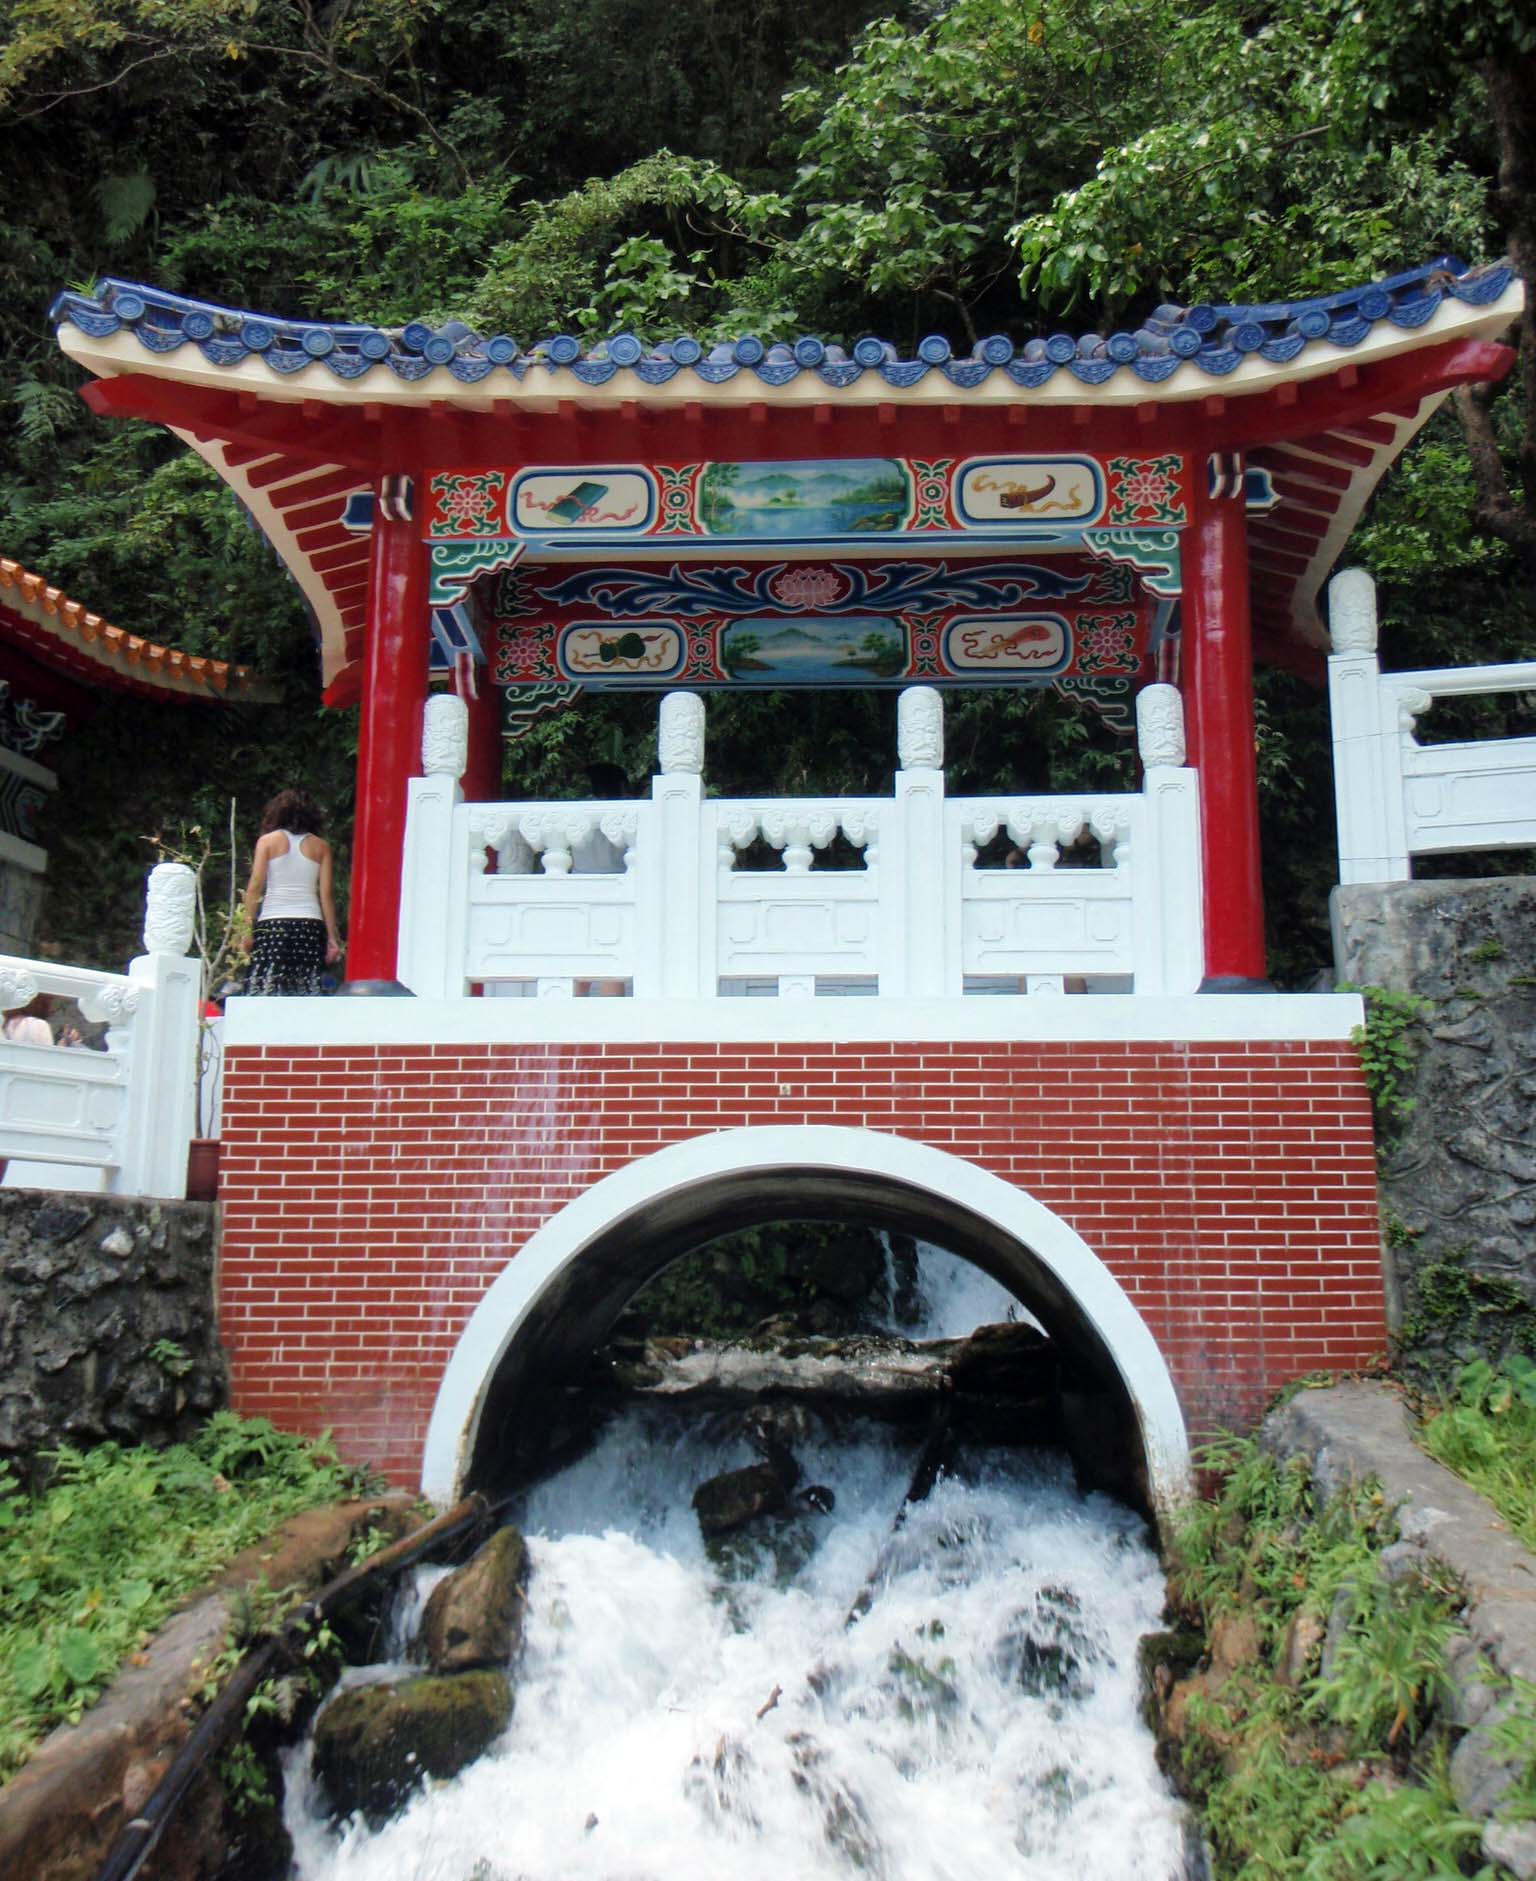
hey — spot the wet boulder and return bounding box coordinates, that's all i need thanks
[312,1670,513,1827]
[692,1461,790,1535]
[992,1587,1101,1701]
[417,1526,529,1673]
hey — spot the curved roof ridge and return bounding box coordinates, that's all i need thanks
[49,257,1515,395]
[0,559,279,703]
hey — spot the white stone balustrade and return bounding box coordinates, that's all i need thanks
[396,686,1204,1000]
[0,861,202,1196]
[1328,569,1536,884]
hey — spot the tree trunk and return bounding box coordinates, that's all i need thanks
[1454,52,1536,573]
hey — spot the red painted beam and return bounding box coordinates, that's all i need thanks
[79,376,385,472]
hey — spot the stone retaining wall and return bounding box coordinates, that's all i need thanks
[1332,877,1536,1376]
[0,1191,224,1483]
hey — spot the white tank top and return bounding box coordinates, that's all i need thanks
[259,831,323,921]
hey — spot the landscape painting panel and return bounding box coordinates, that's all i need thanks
[721,617,907,683]
[699,461,912,538]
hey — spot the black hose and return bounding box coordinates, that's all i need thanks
[93,1492,492,1881]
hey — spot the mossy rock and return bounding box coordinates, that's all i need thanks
[418,1526,529,1672]
[312,1670,513,1827]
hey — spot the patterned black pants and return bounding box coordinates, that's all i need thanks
[247,918,327,996]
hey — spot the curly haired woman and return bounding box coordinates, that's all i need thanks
[240,789,343,995]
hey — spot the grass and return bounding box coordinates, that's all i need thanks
[1167,1437,1494,1879]
[0,1412,374,1782]
[1419,1356,1536,1554]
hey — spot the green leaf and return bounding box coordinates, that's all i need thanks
[57,1631,102,1688]
[11,1642,52,1701]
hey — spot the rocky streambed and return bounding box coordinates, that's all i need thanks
[284,1336,1193,1879]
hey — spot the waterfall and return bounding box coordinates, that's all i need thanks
[285,1243,1187,1879]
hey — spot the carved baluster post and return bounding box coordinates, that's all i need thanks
[1135,683,1201,994]
[119,862,200,1197]
[398,693,469,997]
[1327,569,1408,884]
[639,692,707,998]
[885,687,952,996]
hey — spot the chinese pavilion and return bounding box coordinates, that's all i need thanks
[43,257,1524,1505]
[49,256,1521,994]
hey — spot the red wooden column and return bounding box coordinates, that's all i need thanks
[462,682,504,803]
[1181,466,1268,987]
[346,485,429,986]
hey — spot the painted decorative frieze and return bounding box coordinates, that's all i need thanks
[425,453,1190,545]
[0,682,65,759]
[491,556,1144,698]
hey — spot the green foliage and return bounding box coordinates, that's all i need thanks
[216,1737,272,1815]
[0,1413,372,1781]
[1397,1244,1536,1370]
[1343,985,1433,1130]
[1169,1436,1487,1881]
[1420,1356,1536,1553]
[147,1337,193,1378]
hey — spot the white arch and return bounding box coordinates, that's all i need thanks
[421,1126,1193,1518]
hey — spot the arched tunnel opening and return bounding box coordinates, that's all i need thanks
[455,1160,1173,1529]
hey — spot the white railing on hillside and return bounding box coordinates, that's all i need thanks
[0,864,201,1197]
[399,684,1203,1000]
[1329,568,1536,885]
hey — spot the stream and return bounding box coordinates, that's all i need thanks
[283,1251,1189,1880]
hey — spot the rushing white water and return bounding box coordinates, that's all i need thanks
[880,1235,1035,1339]
[284,1245,1186,1879]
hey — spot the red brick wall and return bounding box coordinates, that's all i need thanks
[218,1040,1383,1486]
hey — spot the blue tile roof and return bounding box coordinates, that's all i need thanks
[49,258,1513,394]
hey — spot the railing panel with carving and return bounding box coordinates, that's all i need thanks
[462,801,646,993]
[711,800,881,991]
[1328,570,1536,884]
[952,797,1142,986]
[397,684,1205,1002]
[0,861,201,1197]
[0,960,133,1168]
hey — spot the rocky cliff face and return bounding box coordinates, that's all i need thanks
[0,1191,224,1482]
[1332,877,1536,1378]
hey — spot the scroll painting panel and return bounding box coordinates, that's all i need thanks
[427,454,1189,542]
[490,555,1146,695]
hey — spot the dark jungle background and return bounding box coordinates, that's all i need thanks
[2,0,1533,978]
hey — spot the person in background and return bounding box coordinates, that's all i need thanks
[2,994,52,1045]
[241,789,343,996]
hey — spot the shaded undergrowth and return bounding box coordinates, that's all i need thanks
[1162,1435,1494,1879]
[0,1413,374,1782]
[1419,1357,1536,1556]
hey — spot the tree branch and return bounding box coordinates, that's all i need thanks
[1452,377,1536,566]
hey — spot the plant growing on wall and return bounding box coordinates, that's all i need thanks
[1342,984,1433,1135]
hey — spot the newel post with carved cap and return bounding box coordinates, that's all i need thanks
[122,861,201,1197]
[1326,568,1414,884]
[881,687,951,997]
[397,693,468,997]
[1134,684,1203,995]
[637,691,709,998]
